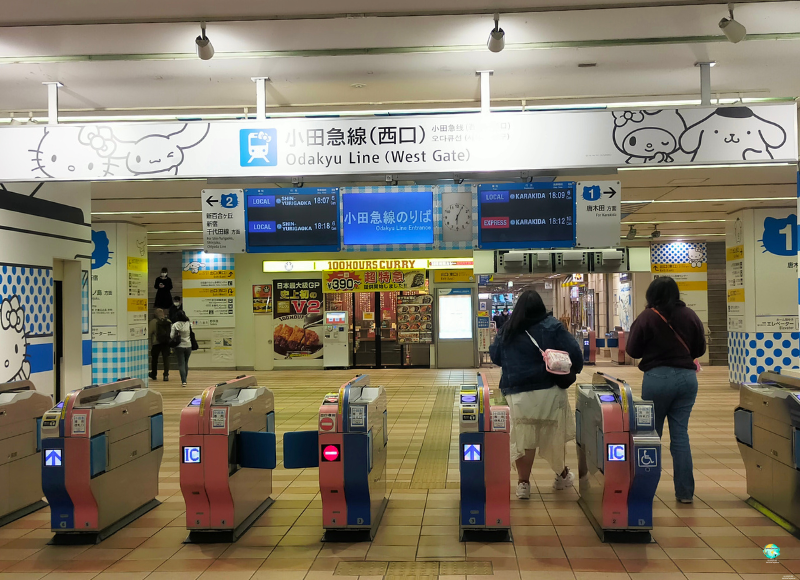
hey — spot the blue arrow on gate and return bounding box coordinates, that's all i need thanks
[463,444,481,461]
[44,449,62,467]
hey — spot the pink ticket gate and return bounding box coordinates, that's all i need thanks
[180,375,276,543]
[283,375,388,541]
[575,372,661,543]
[459,373,511,541]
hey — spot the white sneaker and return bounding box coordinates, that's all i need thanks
[554,470,575,490]
[516,482,531,499]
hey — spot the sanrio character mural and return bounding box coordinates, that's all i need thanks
[31,123,210,179]
[612,110,687,164]
[184,261,205,274]
[0,296,30,383]
[680,107,787,162]
[688,247,704,268]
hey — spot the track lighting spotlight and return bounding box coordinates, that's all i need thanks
[625,226,637,240]
[651,225,661,239]
[487,13,505,53]
[719,4,746,43]
[196,21,215,60]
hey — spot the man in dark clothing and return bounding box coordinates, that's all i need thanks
[153,267,173,310]
[493,307,510,329]
[169,295,183,323]
[149,308,171,381]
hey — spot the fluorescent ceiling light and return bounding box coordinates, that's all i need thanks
[148,243,203,247]
[92,210,202,215]
[147,230,203,234]
[650,197,795,203]
[623,219,726,224]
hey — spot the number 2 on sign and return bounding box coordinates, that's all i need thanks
[291,300,321,314]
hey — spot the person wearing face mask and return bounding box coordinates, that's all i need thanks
[169,295,183,323]
[153,267,173,310]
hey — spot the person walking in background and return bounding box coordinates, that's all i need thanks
[626,276,706,504]
[169,295,183,323]
[170,310,193,387]
[153,267,173,310]
[489,289,584,499]
[148,308,171,381]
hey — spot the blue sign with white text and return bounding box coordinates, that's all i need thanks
[342,191,434,246]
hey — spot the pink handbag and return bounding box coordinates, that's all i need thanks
[525,331,572,375]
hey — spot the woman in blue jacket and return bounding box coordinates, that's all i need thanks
[490,289,584,499]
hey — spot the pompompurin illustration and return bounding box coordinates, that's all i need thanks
[680,107,787,162]
[612,110,687,164]
[31,123,210,179]
[0,296,30,383]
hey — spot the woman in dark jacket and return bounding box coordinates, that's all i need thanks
[490,289,583,499]
[626,276,706,504]
[153,267,174,310]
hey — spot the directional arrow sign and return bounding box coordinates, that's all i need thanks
[463,444,481,462]
[44,449,62,467]
[205,195,218,206]
[604,187,617,198]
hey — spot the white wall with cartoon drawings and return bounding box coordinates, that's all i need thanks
[0,182,92,400]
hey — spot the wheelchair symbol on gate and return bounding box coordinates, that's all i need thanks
[637,447,657,468]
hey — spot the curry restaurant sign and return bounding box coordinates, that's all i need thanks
[3,104,795,182]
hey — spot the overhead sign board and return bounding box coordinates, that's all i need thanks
[202,189,246,254]
[3,105,794,182]
[576,181,621,248]
[477,182,576,249]
[342,190,434,246]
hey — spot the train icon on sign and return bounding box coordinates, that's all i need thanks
[240,129,277,167]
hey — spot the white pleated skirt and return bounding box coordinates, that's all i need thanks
[506,386,575,474]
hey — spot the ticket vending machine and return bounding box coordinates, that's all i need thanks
[283,374,387,540]
[459,374,511,541]
[180,375,277,542]
[41,378,163,544]
[734,371,800,534]
[575,373,661,542]
[0,380,51,526]
[323,311,352,368]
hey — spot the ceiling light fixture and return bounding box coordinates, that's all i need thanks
[625,226,637,240]
[719,4,747,43]
[196,22,215,60]
[650,196,795,204]
[487,13,505,53]
[651,225,661,239]
[92,210,202,215]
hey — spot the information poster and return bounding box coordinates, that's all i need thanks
[252,284,272,313]
[323,269,426,293]
[726,217,745,327]
[651,242,708,333]
[437,288,473,340]
[182,252,235,328]
[91,224,118,337]
[211,330,234,362]
[342,191,434,245]
[477,311,491,352]
[245,188,339,252]
[477,182,576,249]
[273,279,324,359]
[397,295,433,344]
[126,226,148,338]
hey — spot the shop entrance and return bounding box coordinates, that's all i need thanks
[325,290,432,369]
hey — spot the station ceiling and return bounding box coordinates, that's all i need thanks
[1,0,799,249]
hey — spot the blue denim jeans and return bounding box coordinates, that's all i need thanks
[641,366,698,501]
[175,347,192,384]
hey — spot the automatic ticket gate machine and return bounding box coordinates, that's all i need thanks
[0,380,51,526]
[41,378,163,544]
[180,375,277,543]
[284,374,388,541]
[576,373,661,542]
[734,371,800,534]
[459,374,511,541]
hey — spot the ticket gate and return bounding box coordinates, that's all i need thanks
[180,375,277,543]
[582,330,597,365]
[458,373,511,541]
[735,371,800,534]
[575,373,661,542]
[283,374,387,541]
[41,378,163,544]
[0,380,51,526]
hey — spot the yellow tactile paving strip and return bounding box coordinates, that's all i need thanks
[1,365,798,580]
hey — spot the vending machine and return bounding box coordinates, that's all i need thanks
[323,311,352,368]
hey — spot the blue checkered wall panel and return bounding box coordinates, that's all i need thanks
[729,331,800,384]
[182,251,235,271]
[651,242,707,264]
[92,339,149,385]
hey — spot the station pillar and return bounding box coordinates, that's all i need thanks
[726,206,799,385]
[90,222,149,385]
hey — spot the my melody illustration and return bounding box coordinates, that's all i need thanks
[612,106,787,164]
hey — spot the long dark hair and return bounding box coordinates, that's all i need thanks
[502,289,548,343]
[646,276,681,317]
[174,309,190,323]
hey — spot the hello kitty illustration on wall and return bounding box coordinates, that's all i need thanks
[0,296,30,383]
[612,106,788,165]
[30,123,210,179]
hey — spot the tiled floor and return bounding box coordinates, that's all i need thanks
[1,364,798,580]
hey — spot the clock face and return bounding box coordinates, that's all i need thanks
[443,202,472,231]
